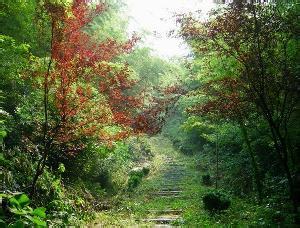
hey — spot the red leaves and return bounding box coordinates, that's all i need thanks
[132,84,186,135]
[164,84,185,95]
[113,112,132,126]
[188,78,248,120]
[76,86,84,96]
[43,0,142,154]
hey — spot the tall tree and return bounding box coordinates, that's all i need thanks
[178,1,299,213]
[30,0,140,195]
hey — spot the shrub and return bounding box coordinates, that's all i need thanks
[130,168,144,178]
[202,174,212,186]
[127,174,143,191]
[202,190,231,212]
[140,140,152,157]
[128,167,149,191]
[142,166,150,176]
[0,192,47,227]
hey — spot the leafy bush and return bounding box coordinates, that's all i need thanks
[0,192,47,227]
[130,168,145,178]
[202,191,231,212]
[127,174,143,191]
[127,165,151,191]
[140,139,153,157]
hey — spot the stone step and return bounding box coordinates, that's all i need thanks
[165,166,185,168]
[162,172,186,176]
[162,179,187,182]
[162,175,185,177]
[158,190,183,193]
[142,216,182,224]
[164,169,191,173]
[147,209,183,215]
[166,163,185,166]
[153,225,173,228]
[159,188,182,192]
[154,191,182,196]
[161,181,182,184]
[155,195,186,199]
[161,180,182,183]
[162,175,183,180]
[159,184,184,188]
[162,177,182,181]
[162,176,192,180]
[162,171,186,174]
[163,168,186,171]
[163,171,183,173]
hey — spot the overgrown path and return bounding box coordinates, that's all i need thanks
[91,136,266,227]
[92,136,204,227]
[139,154,191,225]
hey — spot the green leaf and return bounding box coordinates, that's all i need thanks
[25,215,46,227]
[0,130,6,138]
[9,197,20,208]
[0,193,8,199]
[58,163,65,173]
[32,207,46,218]
[15,194,30,208]
[9,208,29,216]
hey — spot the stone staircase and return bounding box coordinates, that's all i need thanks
[141,156,189,226]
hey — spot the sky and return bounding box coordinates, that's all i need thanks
[126,0,216,58]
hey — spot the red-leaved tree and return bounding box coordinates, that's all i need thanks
[31,0,140,195]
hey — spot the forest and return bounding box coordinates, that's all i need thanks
[0,0,299,227]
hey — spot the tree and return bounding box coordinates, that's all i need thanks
[187,76,264,201]
[0,0,51,56]
[178,1,299,213]
[30,0,140,195]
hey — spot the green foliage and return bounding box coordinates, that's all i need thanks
[57,163,65,174]
[128,167,148,191]
[0,0,51,56]
[0,91,9,145]
[127,173,143,191]
[129,169,144,178]
[87,0,128,42]
[0,35,31,115]
[1,0,298,226]
[0,193,47,227]
[0,0,166,226]
[1,147,90,226]
[202,191,231,212]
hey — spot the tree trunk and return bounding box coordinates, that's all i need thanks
[30,20,54,197]
[215,134,219,190]
[238,121,263,203]
[269,122,298,217]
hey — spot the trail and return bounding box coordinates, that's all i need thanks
[92,136,203,227]
[92,136,262,227]
[140,155,189,226]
